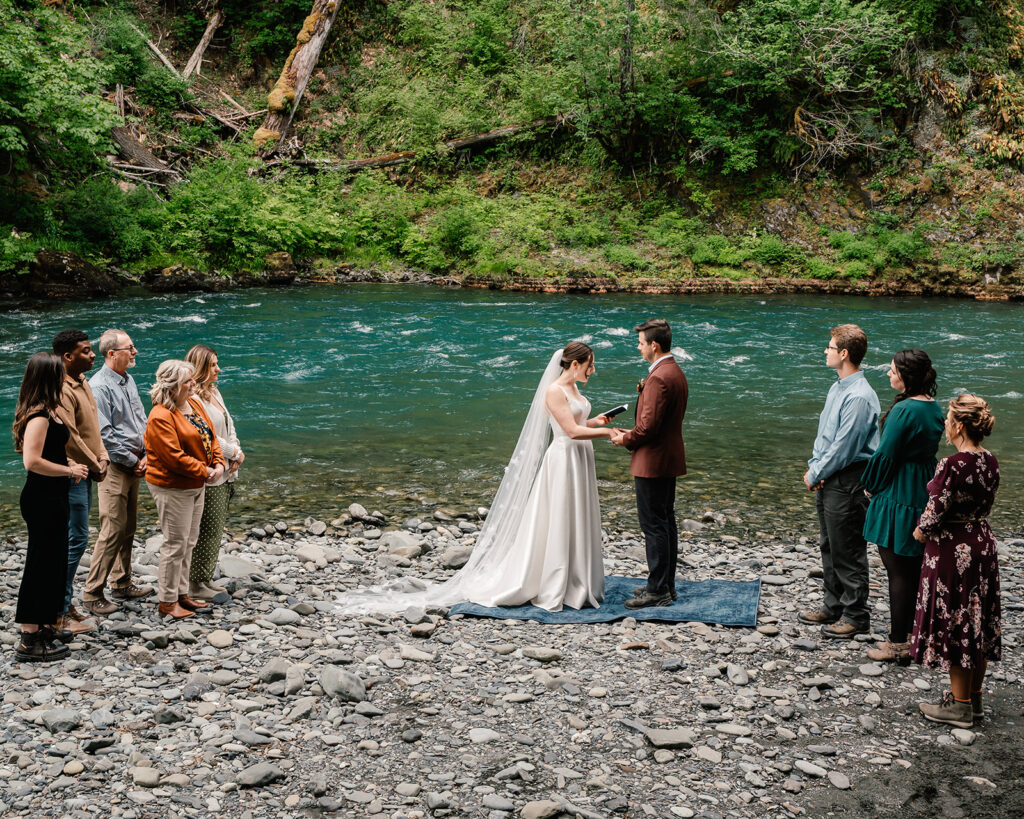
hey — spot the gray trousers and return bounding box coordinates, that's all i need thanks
[815,462,871,628]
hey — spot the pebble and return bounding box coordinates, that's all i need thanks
[206,629,234,648]
[951,729,976,746]
[522,645,561,662]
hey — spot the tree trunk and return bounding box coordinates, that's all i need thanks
[183,10,224,80]
[110,126,180,179]
[254,0,342,155]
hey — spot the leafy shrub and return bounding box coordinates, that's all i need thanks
[806,257,840,279]
[751,234,800,266]
[604,244,650,271]
[98,15,191,114]
[0,3,119,172]
[56,179,164,261]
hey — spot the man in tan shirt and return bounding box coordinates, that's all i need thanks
[53,329,108,635]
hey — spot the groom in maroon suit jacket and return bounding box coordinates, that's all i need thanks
[610,319,688,608]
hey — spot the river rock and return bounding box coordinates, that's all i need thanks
[295,543,326,563]
[441,544,473,569]
[522,646,561,663]
[42,709,82,733]
[207,629,233,648]
[521,800,562,819]
[321,667,366,702]
[266,607,301,625]
[644,727,696,748]
[218,555,260,577]
[237,762,284,788]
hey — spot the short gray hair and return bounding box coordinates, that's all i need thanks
[149,360,194,409]
[98,329,126,356]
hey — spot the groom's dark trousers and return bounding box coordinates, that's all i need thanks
[621,356,688,596]
[636,476,678,594]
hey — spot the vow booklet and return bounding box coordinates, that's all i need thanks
[601,404,628,419]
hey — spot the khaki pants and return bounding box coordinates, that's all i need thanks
[84,465,140,602]
[148,484,205,603]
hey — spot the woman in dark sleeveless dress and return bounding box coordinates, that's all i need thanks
[911,393,1000,728]
[11,353,89,662]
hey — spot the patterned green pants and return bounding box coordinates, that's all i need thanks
[190,483,232,583]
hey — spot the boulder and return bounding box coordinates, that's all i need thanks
[142,264,227,293]
[5,250,122,299]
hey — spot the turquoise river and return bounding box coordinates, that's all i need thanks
[1,286,1021,536]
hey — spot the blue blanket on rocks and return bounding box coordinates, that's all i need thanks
[448,575,760,627]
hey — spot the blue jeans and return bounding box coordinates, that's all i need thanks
[66,479,92,613]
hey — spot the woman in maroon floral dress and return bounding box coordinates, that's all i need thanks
[911,393,999,729]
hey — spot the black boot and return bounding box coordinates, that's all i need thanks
[41,623,74,644]
[14,630,70,663]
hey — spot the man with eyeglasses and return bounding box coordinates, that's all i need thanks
[83,329,153,615]
[800,323,880,640]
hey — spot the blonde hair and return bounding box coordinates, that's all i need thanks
[150,360,195,409]
[949,393,995,443]
[185,345,217,401]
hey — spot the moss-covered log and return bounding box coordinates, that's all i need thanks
[255,0,341,155]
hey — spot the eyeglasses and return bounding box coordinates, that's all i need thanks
[825,344,840,351]
[112,345,137,352]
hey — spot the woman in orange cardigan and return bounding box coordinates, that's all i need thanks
[145,360,224,620]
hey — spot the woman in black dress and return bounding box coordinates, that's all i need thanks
[11,352,89,662]
[911,393,1000,728]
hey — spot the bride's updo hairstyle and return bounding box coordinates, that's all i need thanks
[948,393,995,444]
[881,348,937,429]
[560,341,594,370]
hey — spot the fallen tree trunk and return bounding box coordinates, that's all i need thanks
[254,0,342,155]
[110,126,180,180]
[183,10,223,79]
[262,114,576,172]
[128,23,181,79]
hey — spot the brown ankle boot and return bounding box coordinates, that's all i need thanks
[866,639,911,666]
[158,601,195,620]
[177,594,209,611]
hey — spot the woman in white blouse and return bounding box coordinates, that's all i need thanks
[185,345,244,601]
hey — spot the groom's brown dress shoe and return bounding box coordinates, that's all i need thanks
[625,590,673,609]
[634,585,678,601]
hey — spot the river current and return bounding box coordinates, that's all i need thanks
[1,286,1020,535]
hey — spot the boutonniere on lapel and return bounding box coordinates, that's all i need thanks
[637,378,646,394]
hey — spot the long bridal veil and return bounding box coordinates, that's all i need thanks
[334,349,564,616]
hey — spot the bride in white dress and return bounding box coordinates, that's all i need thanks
[335,341,612,616]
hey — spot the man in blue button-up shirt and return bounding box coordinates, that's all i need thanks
[799,324,879,639]
[83,329,153,615]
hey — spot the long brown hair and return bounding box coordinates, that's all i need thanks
[880,349,937,430]
[12,352,65,452]
[185,344,218,401]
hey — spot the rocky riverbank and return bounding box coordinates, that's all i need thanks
[1,504,1022,818]
[3,249,1023,303]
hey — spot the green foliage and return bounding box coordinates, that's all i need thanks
[97,15,191,115]
[0,228,42,273]
[0,2,119,170]
[604,244,649,271]
[218,0,312,67]
[55,178,164,261]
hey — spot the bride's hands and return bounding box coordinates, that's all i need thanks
[593,414,610,426]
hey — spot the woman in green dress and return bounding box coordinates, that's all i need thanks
[861,349,944,665]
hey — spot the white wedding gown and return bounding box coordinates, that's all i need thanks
[333,349,605,618]
[467,385,605,611]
